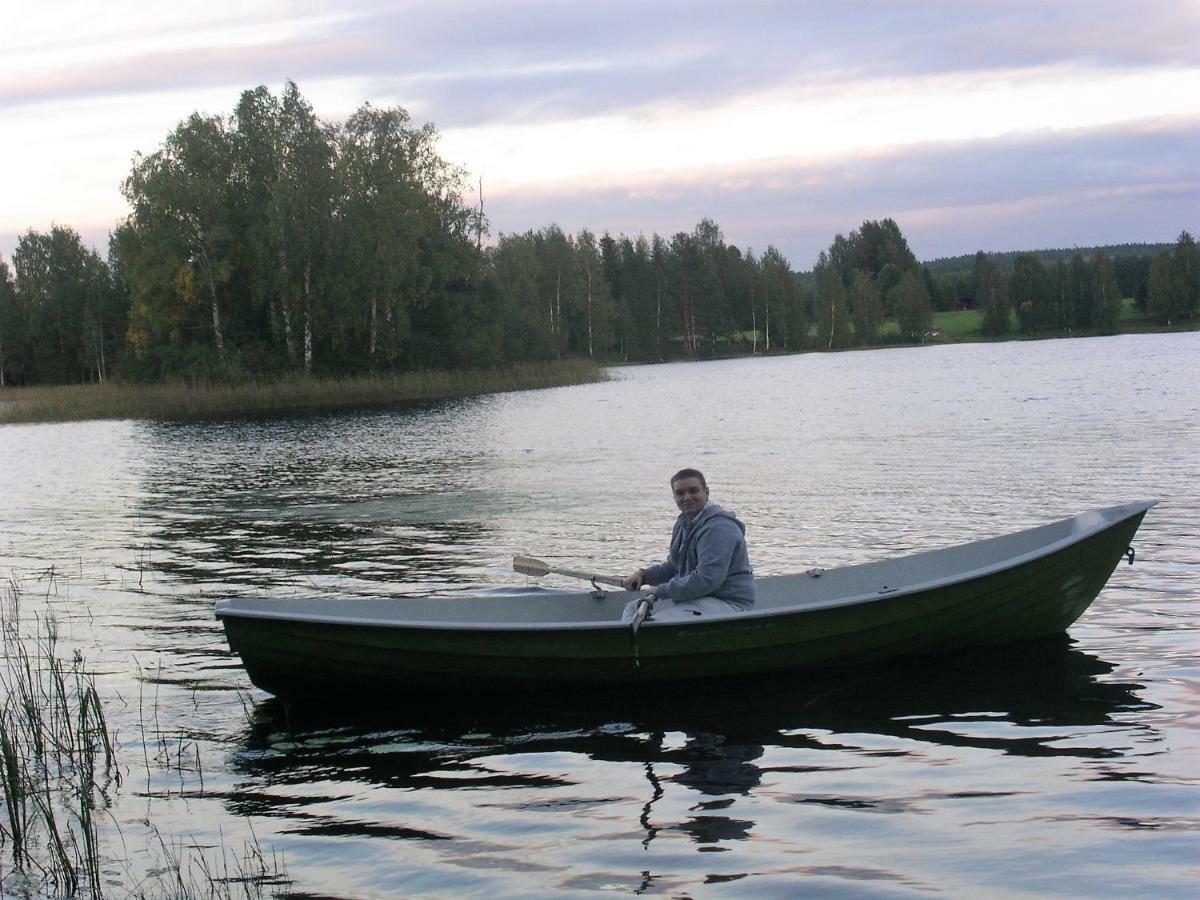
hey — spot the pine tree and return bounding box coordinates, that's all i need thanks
[894,271,933,342]
[976,254,1010,337]
[1147,251,1185,325]
[1011,253,1048,334]
[1091,252,1123,334]
[848,271,883,345]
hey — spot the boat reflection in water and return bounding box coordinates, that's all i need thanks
[224,637,1156,853]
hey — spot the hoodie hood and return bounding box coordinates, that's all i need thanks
[682,501,746,536]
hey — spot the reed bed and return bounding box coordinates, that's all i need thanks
[0,577,116,896]
[0,577,288,897]
[134,827,290,899]
[0,359,609,425]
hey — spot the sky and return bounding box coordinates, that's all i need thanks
[2,0,1198,270]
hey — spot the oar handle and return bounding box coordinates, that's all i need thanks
[631,597,653,634]
[550,566,626,588]
[513,555,627,588]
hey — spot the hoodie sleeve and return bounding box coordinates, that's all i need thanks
[655,517,741,602]
[641,516,682,586]
[642,558,676,585]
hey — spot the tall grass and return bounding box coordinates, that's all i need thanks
[0,359,609,425]
[0,577,116,896]
[133,826,290,899]
[0,577,288,897]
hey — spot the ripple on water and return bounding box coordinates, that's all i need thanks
[0,333,1196,896]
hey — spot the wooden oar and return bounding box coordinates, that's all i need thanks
[513,555,626,588]
[630,596,653,634]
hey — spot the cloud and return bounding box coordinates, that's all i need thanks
[4,0,1198,125]
[479,117,1200,267]
[439,64,1200,197]
[1,1,1197,265]
[323,1,1200,126]
[3,114,1195,269]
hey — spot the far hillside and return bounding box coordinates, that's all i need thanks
[797,242,1177,308]
[921,243,1175,273]
[799,219,1197,349]
[912,242,1183,315]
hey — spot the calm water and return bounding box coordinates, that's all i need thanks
[1,332,1197,897]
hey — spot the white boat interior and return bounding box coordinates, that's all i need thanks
[214,501,1154,630]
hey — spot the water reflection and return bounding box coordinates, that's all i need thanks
[134,413,511,594]
[1,334,1194,896]
[224,639,1154,848]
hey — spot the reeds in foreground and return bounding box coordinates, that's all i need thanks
[1,576,291,898]
[132,825,290,900]
[0,577,116,896]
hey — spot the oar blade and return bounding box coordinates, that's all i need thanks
[513,555,551,577]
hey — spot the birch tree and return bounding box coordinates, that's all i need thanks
[275,83,336,373]
[759,246,795,351]
[0,258,16,385]
[123,113,236,365]
[814,259,850,349]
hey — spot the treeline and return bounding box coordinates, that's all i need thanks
[810,218,939,348]
[0,82,810,385]
[788,226,1198,348]
[488,220,804,363]
[924,242,1174,274]
[970,236,1200,336]
[0,228,126,385]
[0,82,1196,386]
[924,244,1179,314]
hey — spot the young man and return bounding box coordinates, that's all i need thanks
[621,468,756,621]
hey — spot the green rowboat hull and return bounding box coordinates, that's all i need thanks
[215,501,1154,698]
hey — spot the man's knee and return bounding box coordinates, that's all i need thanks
[621,596,738,622]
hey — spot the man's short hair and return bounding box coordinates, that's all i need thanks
[670,468,707,489]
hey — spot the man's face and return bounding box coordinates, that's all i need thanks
[672,476,709,519]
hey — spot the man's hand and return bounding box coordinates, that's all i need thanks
[623,568,647,591]
[639,583,659,601]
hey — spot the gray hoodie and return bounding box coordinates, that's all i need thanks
[642,501,756,608]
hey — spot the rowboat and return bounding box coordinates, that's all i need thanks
[215,500,1155,699]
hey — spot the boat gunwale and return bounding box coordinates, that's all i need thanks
[214,500,1157,633]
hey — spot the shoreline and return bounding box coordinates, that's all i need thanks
[613,314,1199,366]
[0,360,609,426]
[3,321,1196,425]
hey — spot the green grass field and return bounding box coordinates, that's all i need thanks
[883,300,1153,342]
[931,309,983,339]
[874,309,982,341]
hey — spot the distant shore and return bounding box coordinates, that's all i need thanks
[3,310,1195,426]
[844,304,1197,347]
[0,360,609,425]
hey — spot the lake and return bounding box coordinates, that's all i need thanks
[1,332,1197,897]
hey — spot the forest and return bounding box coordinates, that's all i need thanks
[0,82,1197,387]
